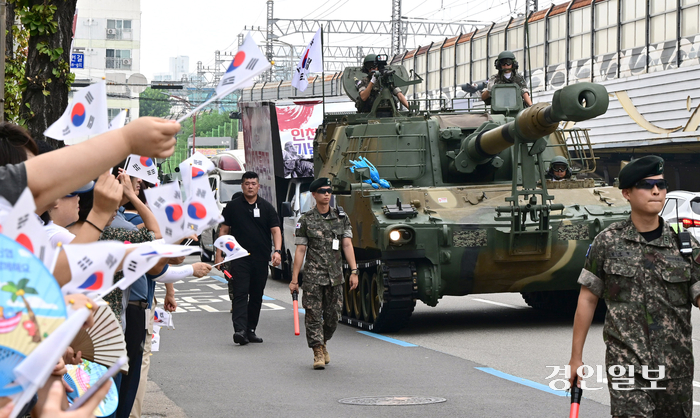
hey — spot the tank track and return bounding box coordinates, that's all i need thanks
[341,259,417,333]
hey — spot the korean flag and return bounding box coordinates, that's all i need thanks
[184,176,223,235]
[0,188,56,270]
[215,33,271,98]
[117,242,200,289]
[179,151,215,200]
[144,181,188,244]
[61,241,126,296]
[125,154,159,185]
[213,234,249,263]
[44,81,109,143]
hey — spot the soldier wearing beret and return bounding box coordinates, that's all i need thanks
[568,155,700,417]
[290,177,359,369]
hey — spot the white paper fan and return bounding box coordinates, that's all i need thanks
[70,306,128,373]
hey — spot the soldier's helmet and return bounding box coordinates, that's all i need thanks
[362,54,378,73]
[494,50,519,71]
[551,156,569,168]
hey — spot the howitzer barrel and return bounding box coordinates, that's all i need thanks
[463,83,609,168]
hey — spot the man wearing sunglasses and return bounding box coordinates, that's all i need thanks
[481,50,533,107]
[290,177,359,369]
[568,155,700,417]
[545,156,572,181]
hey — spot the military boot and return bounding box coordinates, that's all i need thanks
[312,346,325,370]
[321,344,330,364]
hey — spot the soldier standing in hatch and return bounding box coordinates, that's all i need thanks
[481,50,533,106]
[355,54,410,112]
[568,155,700,417]
[289,177,359,370]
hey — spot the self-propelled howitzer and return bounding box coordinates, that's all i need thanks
[314,68,627,332]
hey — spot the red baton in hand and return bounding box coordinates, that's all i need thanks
[569,377,582,418]
[292,291,300,336]
[224,270,232,279]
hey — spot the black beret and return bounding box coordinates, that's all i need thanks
[618,156,664,189]
[309,177,332,192]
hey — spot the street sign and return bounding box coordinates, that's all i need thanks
[70,53,84,69]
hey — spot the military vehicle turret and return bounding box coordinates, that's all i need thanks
[313,56,629,332]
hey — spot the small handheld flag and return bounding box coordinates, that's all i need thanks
[213,235,249,266]
[291,28,323,92]
[61,241,126,296]
[44,81,109,142]
[184,176,224,235]
[144,182,187,244]
[292,291,300,336]
[108,109,127,131]
[179,151,215,200]
[125,154,159,185]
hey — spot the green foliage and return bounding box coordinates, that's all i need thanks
[139,88,172,118]
[5,20,30,123]
[176,112,233,141]
[17,3,58,37]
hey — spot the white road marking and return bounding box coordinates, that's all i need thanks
[471,298,524,309]
[693,381,700,388]
[199,305,219,312]
[261,303,284,311]
[206,284,228,290]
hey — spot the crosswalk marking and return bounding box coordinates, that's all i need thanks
[206,284,228,290]
[199,305,219,312]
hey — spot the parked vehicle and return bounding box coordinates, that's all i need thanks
[199,150,246,262]
[660,191,700,240]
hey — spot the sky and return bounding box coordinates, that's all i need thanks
[140,0,559,82]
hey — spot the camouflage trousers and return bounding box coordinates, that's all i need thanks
[608,374,692,417]
[302,283,343,348]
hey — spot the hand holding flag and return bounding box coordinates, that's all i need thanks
[125,154,159,185]
[144,182,187,244]
[212,235,249,266]
[61,242,126,296]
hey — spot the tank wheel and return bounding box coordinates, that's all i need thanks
[360,271,373,323]
[342,270,353,316]
[370,270,384,322]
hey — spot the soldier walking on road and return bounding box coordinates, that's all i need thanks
[568,156,700,417]
[290,177,359,369]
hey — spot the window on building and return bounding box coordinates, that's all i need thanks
[569,7,592,60]
[621,0,646,49]
[595,0,619,55]
[442,46,455,89]
[650,0,678,43]
[415,56,426,93]
[106,49,132,69]
[527,21,545,68]
[472,37,487,81]
[508,27,524,51]
[108,108,122,120]
[682,3,700,36]
[488,31,505,78]
[547,14,567,65]
[106,19,133,40]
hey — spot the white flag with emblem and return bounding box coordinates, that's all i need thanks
[291,28,323,92]
[125,154,159,185]
[44,81,109,142]
[144,182,188,244]
[179,151,215,200]
[61,241,126,296]
[184,176,223,235]
[0,188,56,270]
[116,242,200,291]
[215,33,271,97]
[213,234,249,263]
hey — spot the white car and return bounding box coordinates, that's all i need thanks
[660,191,700,240]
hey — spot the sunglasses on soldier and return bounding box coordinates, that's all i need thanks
[500,59,513,66]
[633,179,667,190]
[315,188,333,195]
[552,165,567,173]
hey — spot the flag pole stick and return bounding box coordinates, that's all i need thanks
[321,24,325,124]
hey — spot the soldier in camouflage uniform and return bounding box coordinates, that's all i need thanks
[290,177,359,369]
[568,155,700,417]
[481,50,533,107]
[355,54,410,113]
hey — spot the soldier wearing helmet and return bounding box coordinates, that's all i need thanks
[355,54,410,113]
[545,156,572,181]
[481,50,533,107]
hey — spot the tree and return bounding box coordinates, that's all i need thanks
[16,0,78,148]
[139,87,172,117]
[2,278,41,342]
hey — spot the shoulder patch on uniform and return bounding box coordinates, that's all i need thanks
[296,223,301,229]
[693,248,700,264]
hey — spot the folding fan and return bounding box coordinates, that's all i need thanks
[0,234,67,394]
[64,359,119,417]
[70,305,128,373]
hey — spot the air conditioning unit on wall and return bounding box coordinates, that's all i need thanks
[106,28,117,35]
[122,58,132,65]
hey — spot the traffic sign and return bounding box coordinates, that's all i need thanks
[71,53,84,69]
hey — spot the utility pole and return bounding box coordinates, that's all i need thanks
[390,0,402,56]
[266,0,274,81]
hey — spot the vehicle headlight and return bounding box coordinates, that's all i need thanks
[388,227,414,245]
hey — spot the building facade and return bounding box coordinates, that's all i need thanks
[71,0,142,121]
